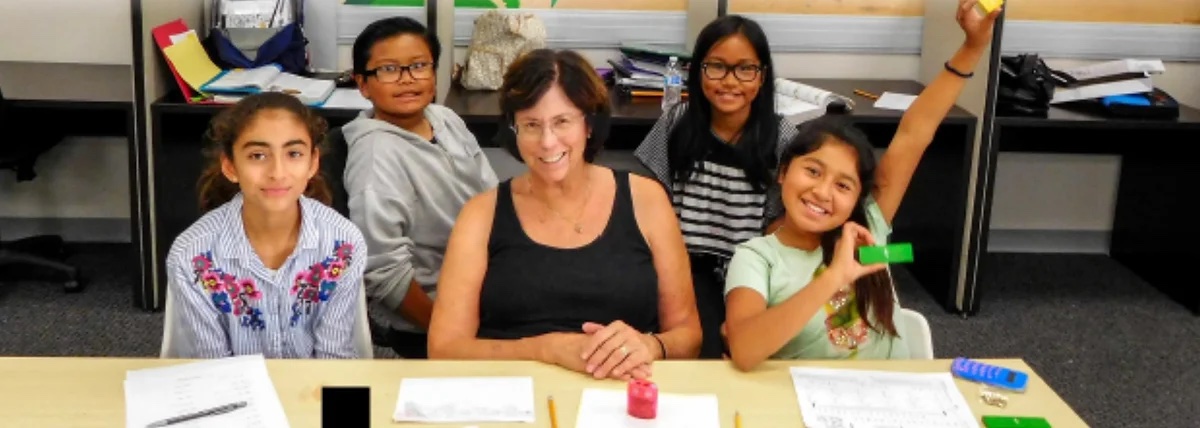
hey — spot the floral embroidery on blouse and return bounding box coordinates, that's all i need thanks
[290,241,355,327]
[192,252,266,331]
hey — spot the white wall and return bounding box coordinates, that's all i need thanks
[0,0,133,65]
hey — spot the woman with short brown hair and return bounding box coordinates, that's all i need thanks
[428,49,701,380]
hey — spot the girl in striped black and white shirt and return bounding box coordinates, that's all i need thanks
[164,93,367,359]
[634,15,796,358]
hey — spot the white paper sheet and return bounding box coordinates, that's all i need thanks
[264,72,336,105]
[775,94,823,121]
[790,367,979,428]
[124,355,290,428]
[204,65,282,91]
[168,29,197,46]
[775,78,842,107]
[322,88,373,110]
[874,92,918,111]
[574,388,720,428]
[393,377,535,423]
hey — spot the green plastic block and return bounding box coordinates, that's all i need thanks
[981,416,1051,428]
[857,243,914,264]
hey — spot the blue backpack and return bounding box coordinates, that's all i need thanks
[204,0,308,74]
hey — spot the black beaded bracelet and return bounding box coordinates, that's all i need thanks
[945,61,974,78]
[649,333,667,359]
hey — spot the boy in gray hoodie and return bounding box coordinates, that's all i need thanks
[343,17,498,358]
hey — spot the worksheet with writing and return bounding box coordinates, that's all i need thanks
[790,367,980,428]
[124,355,290,428]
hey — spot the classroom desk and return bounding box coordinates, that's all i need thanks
[444,79,980,314]
[972,103,1200,314]
[0,357,1086,427]
[143,92,362,310]
[3,98,140,292]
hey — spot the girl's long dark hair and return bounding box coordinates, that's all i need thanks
[197,92,332,213]
[779,116,898,337]
[667,15,779,192]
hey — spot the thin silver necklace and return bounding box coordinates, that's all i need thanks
[527,174,593,234]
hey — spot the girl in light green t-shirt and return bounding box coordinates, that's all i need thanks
[722,1,999,370]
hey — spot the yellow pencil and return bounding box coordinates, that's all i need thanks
[548,395,560,428]
[735,410,743,428]
[854,89,880,100]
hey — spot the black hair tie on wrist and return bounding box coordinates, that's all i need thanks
[650,333,667,359]
[945,61,974,78]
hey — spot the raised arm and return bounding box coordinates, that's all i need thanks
[873,0,1000,222]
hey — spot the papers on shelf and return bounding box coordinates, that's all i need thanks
[774,78,850,123]
[874,92,918,111]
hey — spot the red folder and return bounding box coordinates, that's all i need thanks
[150,19,221,104]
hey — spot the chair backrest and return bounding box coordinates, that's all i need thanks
[323,126,350,216]
[896,308,934,360]
[353,288,374,358]
[160,286,375,359]
[159,290,176,358]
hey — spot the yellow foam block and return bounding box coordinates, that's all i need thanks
[976,0,1004,15]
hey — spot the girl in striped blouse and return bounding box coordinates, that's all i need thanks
[164,93,367,359]
[634,15,796,358]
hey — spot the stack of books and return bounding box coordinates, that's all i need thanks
[1049,59,1163,105]
[1049,59,1179,119]
[607,42,692,94]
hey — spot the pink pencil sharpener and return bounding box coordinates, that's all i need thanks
[627,379,658,419]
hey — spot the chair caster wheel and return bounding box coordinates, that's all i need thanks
[64,278,84,293]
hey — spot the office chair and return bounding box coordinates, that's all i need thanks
[896,308,934,360]
[0,86,83,292]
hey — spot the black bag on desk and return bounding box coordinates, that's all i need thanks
[996,54,1056,117]
[204,0,309,75]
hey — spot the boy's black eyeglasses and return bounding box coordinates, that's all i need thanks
[363,62,434,82]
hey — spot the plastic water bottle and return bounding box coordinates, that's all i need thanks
[661,56,684,110]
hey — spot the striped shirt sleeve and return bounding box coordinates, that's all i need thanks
[167,245,232,358]
[634,103,688,193]
[312,232,367,359]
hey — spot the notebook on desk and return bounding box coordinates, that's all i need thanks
[201,64,336,107]
[152,18,334,106]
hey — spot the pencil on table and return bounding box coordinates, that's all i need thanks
[854,89,879,100]
[548,395,560,428]
[735,410,743,428]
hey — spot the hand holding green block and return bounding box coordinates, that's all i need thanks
[857,242,914,264]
